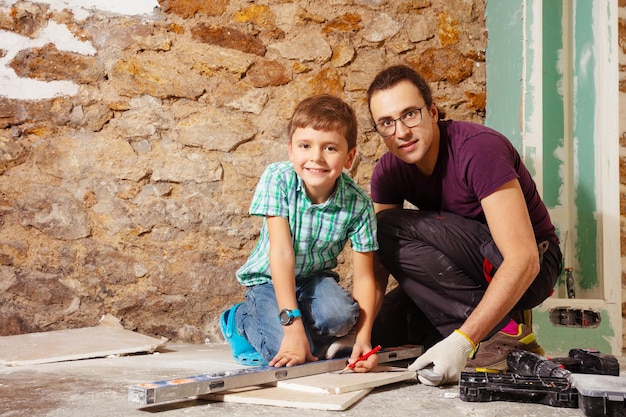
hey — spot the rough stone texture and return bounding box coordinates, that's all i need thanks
[0,1,48,37]
[9,43,105,83]
[191,24,267,56]
[409,48,475,85]
[246,60,290,87]
[0,131,27,173]
[0,0,488,343]
[16,185,91,240]
[269,32,333,63]
[162,0,228,18]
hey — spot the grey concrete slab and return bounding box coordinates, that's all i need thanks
[0,344,589,417]
[0,324,166,366]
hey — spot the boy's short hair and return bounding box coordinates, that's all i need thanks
[287,94,358,150]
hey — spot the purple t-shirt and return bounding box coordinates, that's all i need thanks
[371,120,558,243]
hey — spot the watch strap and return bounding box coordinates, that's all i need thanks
[278,308,302,325]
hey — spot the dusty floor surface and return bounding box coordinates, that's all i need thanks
[0,343,606,417]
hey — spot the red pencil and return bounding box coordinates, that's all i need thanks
[339,345,382,373]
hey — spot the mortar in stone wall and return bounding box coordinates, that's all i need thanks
[0,0,487,343]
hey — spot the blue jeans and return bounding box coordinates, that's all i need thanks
[235,273,359,362]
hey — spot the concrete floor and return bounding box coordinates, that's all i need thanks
[0,343,595,417]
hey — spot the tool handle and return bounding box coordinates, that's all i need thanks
[418,367,443,384]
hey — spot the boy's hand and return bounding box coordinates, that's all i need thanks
[269,331,317,367]
[346,341,378,373]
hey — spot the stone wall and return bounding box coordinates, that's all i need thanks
[0,0,487,343]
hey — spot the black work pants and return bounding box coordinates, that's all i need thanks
[374,208,562,342]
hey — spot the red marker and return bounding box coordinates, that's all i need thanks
[340,345,382,373]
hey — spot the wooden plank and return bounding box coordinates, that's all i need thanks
[202,385,372,411]
[277,366,415,394]
[0,315,166,366]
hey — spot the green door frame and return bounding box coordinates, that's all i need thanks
[485,0,621,355]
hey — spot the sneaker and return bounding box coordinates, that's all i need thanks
[220,303,268,366]
[324,328,356,359]
[465,323,544,371]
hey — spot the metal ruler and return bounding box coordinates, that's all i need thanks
[128,345,422,405]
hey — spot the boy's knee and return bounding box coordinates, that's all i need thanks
[322,316,357,337]
[316,302,359,336]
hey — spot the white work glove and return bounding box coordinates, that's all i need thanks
[408,330,475,386]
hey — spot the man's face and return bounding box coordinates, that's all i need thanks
[369,80,439,173]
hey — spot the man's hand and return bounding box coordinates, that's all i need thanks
[269,332,317,367]
[408,330,474,386]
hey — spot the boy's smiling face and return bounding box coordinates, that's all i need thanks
[288,126,356,204]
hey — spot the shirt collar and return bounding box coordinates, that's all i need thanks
[295,173,345,209]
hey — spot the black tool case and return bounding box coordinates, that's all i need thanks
[459,371,579,408]
[571,374,626,417]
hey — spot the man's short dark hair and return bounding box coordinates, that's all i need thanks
[367,65,447,120]
[367,65,433,109]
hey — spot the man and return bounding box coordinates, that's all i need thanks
[367,65,562,386]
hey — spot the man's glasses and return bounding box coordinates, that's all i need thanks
[373,106,425,137]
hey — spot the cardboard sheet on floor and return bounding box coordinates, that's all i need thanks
[202,366,415,410]
[0,314,167,366]
[203,385,372,411]
[277,365,415,394]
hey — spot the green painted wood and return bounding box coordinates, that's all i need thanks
[486,1,600,292]
[522,2,538,179]
[485,0,523,149]
[572,0,599,292]
[486,0,613,350]
[541,1,565,209]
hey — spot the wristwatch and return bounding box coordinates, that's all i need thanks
[278,308,302,326]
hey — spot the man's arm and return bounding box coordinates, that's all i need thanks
[266,216,317,367]
[372,202,402,312]
[373,202,401,213]
[458,178,540,345]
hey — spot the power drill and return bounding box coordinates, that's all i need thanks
[507,350,571,378]
[507,348,620,378]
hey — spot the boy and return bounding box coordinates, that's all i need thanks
[221,94,379,372]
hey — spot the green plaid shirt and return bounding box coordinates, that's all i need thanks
[236,161,378,286]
